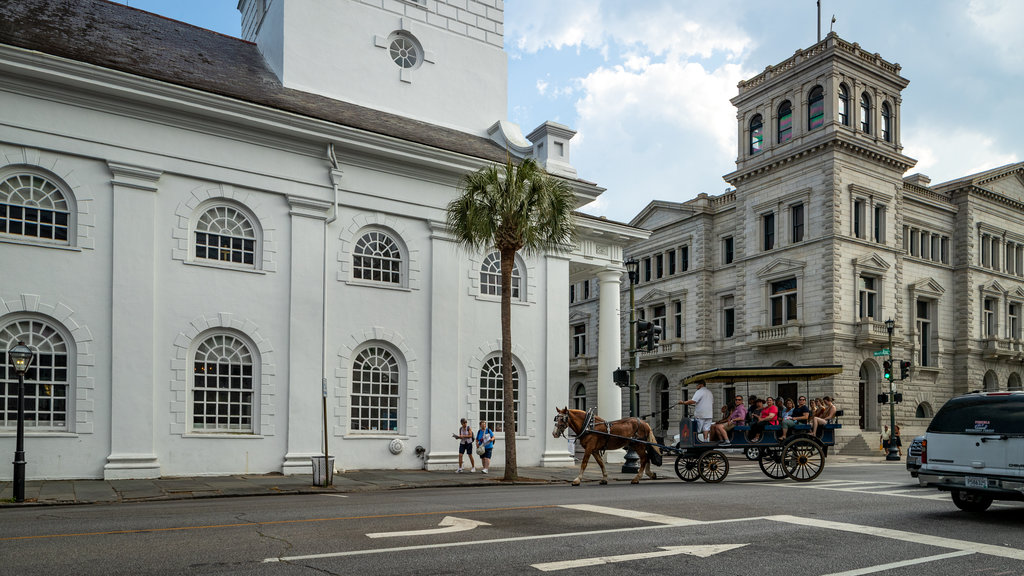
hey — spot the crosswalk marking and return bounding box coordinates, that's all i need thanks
[756,479,951,500]
[559,504,699,526]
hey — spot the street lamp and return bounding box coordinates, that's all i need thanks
[883,318,899,462]
[7,341,34,503]
[622,257,640,474]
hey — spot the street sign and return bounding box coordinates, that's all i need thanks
[873,349,890,357]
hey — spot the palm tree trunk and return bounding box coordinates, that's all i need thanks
[500,248,517,480]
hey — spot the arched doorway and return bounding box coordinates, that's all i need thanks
[984,370,999,391]
[858,361,879,431]
[1008,373,1022,391]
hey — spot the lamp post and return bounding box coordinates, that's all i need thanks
[7,341,34,503]
[621,257,640,474]
[884,319,899,462]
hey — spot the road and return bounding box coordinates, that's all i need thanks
[2,460,1022,575]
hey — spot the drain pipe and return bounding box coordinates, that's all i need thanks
[322,143,341,476]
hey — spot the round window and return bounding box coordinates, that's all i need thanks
[388,32,422,69]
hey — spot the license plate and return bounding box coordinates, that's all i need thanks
[965,476,988,488]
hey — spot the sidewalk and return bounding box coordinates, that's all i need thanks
[0,454,895,507]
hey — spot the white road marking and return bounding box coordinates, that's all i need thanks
[821,551,974,576]
[366,516,490,539]
[322,494,348,498]
[769,515,1024,561]
[558,504,699,526]
[531,544,747,572]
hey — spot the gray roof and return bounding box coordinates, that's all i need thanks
[0,0,510,164]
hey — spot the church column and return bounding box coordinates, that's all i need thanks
[104,162,162,479]
[541,253,573,466]
[281,196,332,474]
[596,268,623,422]
[425,221,462,470]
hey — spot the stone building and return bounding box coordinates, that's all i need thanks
[569,33,1024,447]
[0,0,644,480]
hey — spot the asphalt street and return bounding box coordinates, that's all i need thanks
[2,460,1022,576]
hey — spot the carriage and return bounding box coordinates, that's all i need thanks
[670,365,844,484]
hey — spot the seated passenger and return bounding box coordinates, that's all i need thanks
[812,395,837,436]
[710,394,747,446]
[779,395,810,440]
[749,397,778,443]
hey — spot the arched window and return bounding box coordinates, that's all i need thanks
[572,383,586,410]
[350,345,401,433]
[0,172,71,244]
[807,86,825,131]
[777,101,793,144]
[195,204,257,266]
[984,370,999,391]
[881,102,892,142]
[0,318,70,430]
[480,252,522,299]
[353,230,403,285]
[191,332,256,433]
[479,356,521,433]
[1009,373,1022,391]
[749,114,764,154]
[915,402,934,419]
[860,92,871,134]
[838,84,850,126]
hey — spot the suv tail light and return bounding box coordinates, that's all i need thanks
[920,439,927,464]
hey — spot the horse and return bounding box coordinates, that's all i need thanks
[552,407,660,486]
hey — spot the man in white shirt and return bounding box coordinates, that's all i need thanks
[680,381,714,442]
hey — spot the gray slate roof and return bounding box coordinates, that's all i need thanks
[0,0,510,164]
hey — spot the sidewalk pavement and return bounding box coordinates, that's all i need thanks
[0,453,895,507]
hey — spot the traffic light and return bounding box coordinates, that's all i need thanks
[647,324,663,352]
[877,393,889,404]
[894,392,904,404]
[635,320,652,351]
[883,360,892,381]
[900,361,911,380]
[612,368,630,387]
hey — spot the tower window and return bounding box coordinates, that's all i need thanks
[838,83,850,126]
[777,101,793,144]
[808,86,824,131]
[860,92,871,134]
[881,102,892,142]
[749,114,764,154]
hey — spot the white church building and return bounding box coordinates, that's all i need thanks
[0,0,645,480]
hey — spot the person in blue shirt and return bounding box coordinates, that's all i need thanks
[476,420,494,474]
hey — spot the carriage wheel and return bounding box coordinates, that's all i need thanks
[698,450,729,483]
[784,438,825,482]
[757,446,788,479]
[674,454,701,482]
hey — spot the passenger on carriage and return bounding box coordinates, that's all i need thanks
[811,396,837,436]
[779,395,810,440]
[746,395,761,424]
[749,397,779,442]
[779,398,794,420]
[710,394,746,446]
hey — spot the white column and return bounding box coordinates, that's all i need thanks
[596,268,623,423]
[425,222,463,471]
[541,253,573,466]
[104,162,162,479]
[281,196,332,474]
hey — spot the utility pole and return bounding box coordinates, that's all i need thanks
[884,318,899,461]
[622,258,640,473]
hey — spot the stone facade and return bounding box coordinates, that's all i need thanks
[569,33,1024,443]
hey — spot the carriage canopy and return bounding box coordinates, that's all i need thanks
[680,365,843,387]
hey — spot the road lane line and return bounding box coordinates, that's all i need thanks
[821,550,974,575]
[768,515,1024,561]
[322,494,348,498]
[558,504,699,525]
[531,544,748,571]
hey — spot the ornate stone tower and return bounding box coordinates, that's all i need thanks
[237,0,507,136]
[722,33,917,423]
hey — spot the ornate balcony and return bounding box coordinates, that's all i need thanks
[638,339,685,364]
[751,323,803,349]
[855,319,892,348]
[982,337,1018,359]
[569,355,592,374]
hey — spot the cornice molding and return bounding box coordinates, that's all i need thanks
[724,136,915,186]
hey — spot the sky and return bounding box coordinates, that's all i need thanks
[117,0,1022,223]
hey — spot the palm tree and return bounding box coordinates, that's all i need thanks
[446,156,577,480]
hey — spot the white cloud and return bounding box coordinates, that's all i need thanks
[966,0,1024,68]
[903,126,1019,185]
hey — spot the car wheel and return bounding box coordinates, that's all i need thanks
[951,489,993,513]
[744,447,760,460]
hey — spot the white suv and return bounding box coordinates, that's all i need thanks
[917,391,1024,512]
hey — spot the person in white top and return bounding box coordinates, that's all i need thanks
[679,381,714,442]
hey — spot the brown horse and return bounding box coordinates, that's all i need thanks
[552,407,660,486]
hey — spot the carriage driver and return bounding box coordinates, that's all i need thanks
[679,381,714,442]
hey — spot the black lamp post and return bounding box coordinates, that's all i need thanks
[621,258,640,474]
[8,341,34,503]
[883,319,900,462]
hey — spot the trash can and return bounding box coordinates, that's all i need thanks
[311,455,334,486]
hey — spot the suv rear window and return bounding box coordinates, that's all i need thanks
[927,395,1024,435]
